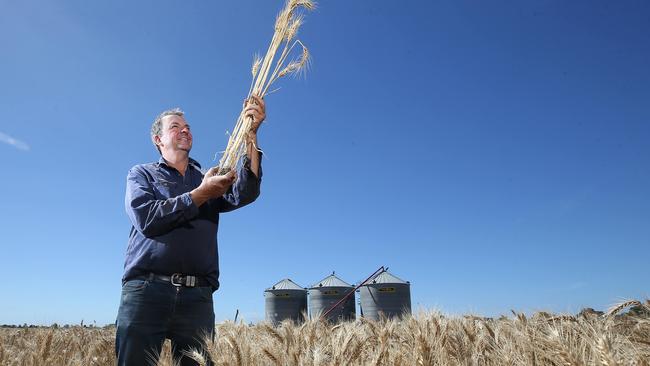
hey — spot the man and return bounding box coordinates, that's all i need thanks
[116,96,266,366]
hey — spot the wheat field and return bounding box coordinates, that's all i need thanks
[1,300,648,365]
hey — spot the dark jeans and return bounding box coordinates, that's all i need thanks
[115,278,215,366]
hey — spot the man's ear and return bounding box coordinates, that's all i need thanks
[152,134,162,148]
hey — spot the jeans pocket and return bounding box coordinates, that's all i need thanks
[122,279,149,293]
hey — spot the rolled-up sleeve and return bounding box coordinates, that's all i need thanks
[125,166,200,237]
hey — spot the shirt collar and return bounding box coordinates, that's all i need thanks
[188,158,202,171]
[156,156,202,172]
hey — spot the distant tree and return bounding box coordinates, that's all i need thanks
[578,308,604,318]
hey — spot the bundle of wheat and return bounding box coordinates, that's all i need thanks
[217,0,315,174]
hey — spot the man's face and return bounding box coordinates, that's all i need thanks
[156,115,193,154]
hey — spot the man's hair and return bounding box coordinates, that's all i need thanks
[151,108,184,154]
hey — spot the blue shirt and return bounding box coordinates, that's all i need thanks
[122,155,261,290]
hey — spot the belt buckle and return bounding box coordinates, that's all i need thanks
[170,273,196,287]
[170,273,184,287]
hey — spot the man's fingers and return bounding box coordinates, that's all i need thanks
[244,106,265,125]
[215,170,234,181]
[244,105,263,114]
[220,171,236,187]
[243,95,265,125]
[242,94,265,131]
[250,94,264,107]
[205,167,219,177]
[243,95,265,109]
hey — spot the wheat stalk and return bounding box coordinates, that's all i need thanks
[596,335,619,366]
[183,348,207,366]
[606,300,642,317]
[216,0,315,174]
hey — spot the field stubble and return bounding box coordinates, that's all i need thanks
[1,300,649,365]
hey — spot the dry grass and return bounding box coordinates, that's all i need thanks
[2,300,649,365]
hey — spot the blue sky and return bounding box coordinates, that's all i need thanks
[1,0,648,325]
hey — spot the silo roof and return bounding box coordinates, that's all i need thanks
[266,278,305,291]
[311,274,353,288]
[365,271,409,285]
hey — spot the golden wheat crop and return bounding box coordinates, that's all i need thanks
[1,300,648,365]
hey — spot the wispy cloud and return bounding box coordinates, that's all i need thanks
[0,131,30,151]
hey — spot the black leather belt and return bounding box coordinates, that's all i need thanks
[142,273,211,288]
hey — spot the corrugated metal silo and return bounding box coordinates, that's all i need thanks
[359,270,411,320]
[309,273,356,322]
[264,278,307,325]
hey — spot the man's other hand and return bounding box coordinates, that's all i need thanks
[243,95,266,133]
[190,168,236,207]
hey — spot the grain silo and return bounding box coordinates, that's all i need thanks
[309,272,356,322]
[359,270,411,320]
[264,278,307,325]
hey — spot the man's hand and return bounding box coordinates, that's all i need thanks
[190,168,236,207]
[243,95,265,178]
[243,95,266,134]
